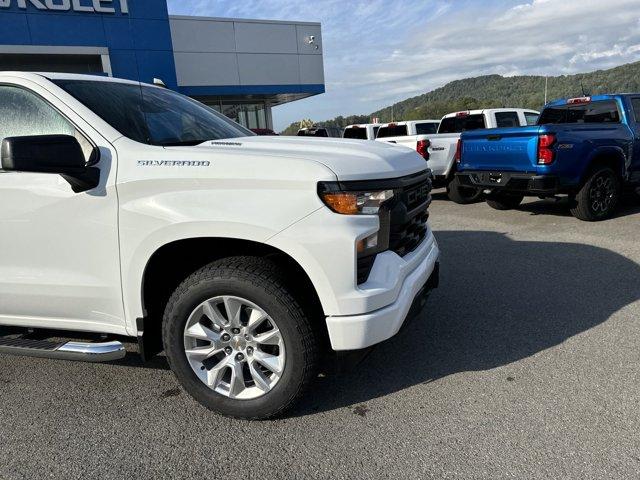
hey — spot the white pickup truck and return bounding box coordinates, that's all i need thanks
[426,108,539,203]
[0,72,440,420]
[375,120,440,160]
[343,123,382,140]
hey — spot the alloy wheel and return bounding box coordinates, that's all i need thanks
[589,172,616,214]
[183,296,285,400]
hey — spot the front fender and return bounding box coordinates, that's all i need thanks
[121,220,289,334]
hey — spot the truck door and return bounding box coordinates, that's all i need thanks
[628,97,640,182]
[0,81,125,334]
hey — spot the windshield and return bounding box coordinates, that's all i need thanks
[438,114,486,134]
[415,122,438,135]
[538,101,620,125]
[376,125,408,138]
[343,127,368,139]
[53,79,253,146]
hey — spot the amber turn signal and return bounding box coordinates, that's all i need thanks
[320,192,359,215]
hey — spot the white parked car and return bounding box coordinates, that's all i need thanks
[426,108,539,203]
[296,126,342,138]
[0,72,440,420]
[375,119,440,160]
[343,123,382,140]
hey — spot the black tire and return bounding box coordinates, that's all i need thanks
[486,193,524,210]
[162,256,319,420]
[570,167,621,221]
[447,176,484,204]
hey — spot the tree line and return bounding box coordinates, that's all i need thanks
[280,61,640,135]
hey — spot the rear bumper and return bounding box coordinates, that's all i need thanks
[456,171,559,195]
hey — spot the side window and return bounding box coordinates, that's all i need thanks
[524,112,539,126]
[495,111,520,128]
[538,106,566,124]
[565,101,620,124]
[415,122,438,135]
[631,98,640,123]
[0,85,92,161]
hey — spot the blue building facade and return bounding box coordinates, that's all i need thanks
[0,0,325,129]
[0,0,178,87]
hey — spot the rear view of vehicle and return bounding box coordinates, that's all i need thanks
[456,95,638,221]
[343,123,381,140]
[375,120,440,162]
[427,109,539,204]
[297,126,342,138]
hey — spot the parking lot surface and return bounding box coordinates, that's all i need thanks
[2,193,640,480]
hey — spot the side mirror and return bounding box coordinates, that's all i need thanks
[1,135,99,192]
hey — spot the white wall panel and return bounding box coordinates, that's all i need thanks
[170,18,236,53]
[234,22,298,54]
[173,52,239,86]
[169,16,324,88]
[299,54,325,84]
[237,54,300,85]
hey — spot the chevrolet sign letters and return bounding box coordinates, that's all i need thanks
[0,0,129,13]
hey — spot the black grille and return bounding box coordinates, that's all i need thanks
[352,170,432,285]
[388,177,432,258]
[389,210,429,257]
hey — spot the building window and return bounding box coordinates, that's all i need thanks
[242,103,267,129]
[221,102,268,129]
[197,99,270,130]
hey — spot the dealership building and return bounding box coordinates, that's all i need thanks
[0,0,325,130]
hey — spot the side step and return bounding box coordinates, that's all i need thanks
[0,337,125,363]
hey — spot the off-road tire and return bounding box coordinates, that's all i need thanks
[570,167,621,221]
[447,176,483,204]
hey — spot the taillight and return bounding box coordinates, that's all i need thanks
[417,140,430,160]
[454,139,462,163]
[538,134,556,165]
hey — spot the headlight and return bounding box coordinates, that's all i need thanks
[318,184,394,215]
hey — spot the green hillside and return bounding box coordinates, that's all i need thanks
[280,61,640,135]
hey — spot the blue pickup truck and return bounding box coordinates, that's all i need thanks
[455,94,640,220]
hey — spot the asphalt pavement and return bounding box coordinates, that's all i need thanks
[2,193,640,479]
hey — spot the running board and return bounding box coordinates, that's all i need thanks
[0,337,125,363]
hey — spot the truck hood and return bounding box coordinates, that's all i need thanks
[194,136,428,181]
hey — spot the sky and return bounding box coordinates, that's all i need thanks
[167,0,640,131]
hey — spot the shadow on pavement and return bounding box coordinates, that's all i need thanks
[291,230,640,416]
[518,194,640,219]
[433,186,640,219]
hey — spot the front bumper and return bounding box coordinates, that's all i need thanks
[456,171,559,195]
[326,237,440,351]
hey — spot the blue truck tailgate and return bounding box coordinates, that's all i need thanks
[459,126,542,173]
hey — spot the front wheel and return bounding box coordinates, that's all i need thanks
[162,257,319,420]
[447,176,483,204]
[486,193,524,210]
[570,167,621,221]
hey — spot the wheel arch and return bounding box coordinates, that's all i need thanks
[582,147,627,184]
[137,237,327,359]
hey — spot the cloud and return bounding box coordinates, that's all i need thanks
[167,0,640,130]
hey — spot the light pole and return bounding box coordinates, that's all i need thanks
[544,76,548,105]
